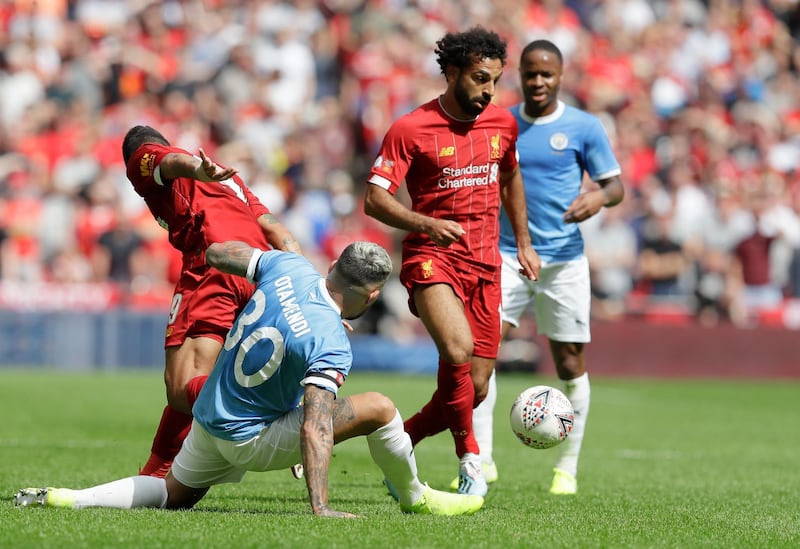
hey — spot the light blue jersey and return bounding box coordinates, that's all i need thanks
[193,251,351,441]
[499,100,621,263]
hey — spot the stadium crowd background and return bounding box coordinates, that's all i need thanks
[2,0,800,338]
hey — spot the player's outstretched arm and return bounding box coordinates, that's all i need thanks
[158,148,238,183]
[301,384,358,518]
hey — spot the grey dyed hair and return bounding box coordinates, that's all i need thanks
[336,241,393,289]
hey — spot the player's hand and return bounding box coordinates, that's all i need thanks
[314,506,361,519]
[517,246,541,281]
[427,219,465,247]
[196,148,238,182]
[563,190,605,223]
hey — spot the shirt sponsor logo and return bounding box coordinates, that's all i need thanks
[140,153,156,177]
[438,163,496,189]
[550,133,568,151]
[421,259,434,279]
[439,146,455,157]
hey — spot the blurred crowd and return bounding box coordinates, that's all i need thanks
[2,0,800,331]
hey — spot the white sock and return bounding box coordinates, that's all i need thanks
[555,372,591,478]
[367,410,424,507]
[72,476,168,509]
[472,369,496,465]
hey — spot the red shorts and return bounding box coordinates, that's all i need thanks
[399,255,501,359]
[164,265,255,348]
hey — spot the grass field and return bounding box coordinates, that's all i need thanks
[1,369,798,548]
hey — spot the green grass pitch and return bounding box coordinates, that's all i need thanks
[1,369,798,548]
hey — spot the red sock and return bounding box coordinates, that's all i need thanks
[139,375,208,478]
[139,405,191,477]
[404,391,449,446]
[186,375,208,408]
[435,360,478,457]
[404,360,478,457]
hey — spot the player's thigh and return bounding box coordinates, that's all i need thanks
[413,283,473,354]
[534,258,591,343]
[501,253,535,328]
[165,337,223,389]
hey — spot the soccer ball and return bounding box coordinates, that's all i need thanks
[510,385,575,449]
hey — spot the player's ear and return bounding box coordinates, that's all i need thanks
[328,259,338,274]
[444,64,459,84]
[365,287,381,306]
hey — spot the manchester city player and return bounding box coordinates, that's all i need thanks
[16,240,484,517]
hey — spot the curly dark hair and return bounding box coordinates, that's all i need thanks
[122,125,170,165]
[434,26,508,75]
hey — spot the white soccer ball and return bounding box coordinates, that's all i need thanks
[510,385,575,449]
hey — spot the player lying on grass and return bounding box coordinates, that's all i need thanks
[14,240,484,517]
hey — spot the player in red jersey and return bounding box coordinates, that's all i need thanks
[364,27,541,496]
[122,125,301,477]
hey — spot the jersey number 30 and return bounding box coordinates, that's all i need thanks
[224,289,284,388]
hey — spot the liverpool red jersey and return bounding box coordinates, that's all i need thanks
[126,143,271,268]
[367,98,518,276]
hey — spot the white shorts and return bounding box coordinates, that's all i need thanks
[501,253,591,343]
[171,407,304,489]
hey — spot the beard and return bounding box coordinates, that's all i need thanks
[454,84,487,117]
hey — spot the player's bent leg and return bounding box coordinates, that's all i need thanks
[141,337,222,477]
[164,337,223,413]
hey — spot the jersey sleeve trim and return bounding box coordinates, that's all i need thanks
[367,174,392,190]
[594,167,622,181]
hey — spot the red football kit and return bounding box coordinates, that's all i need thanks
[126,142,272,346]
[367,98,518,357]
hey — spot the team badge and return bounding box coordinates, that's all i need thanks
[421,259,434,279]
[490,133,501,159]
[550,133,568,151]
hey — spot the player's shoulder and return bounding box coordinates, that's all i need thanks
[390,99,439,130]
[562,102,604,125]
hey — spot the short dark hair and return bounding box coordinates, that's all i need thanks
[435,26,508,75]
[121,125,170,165]
[520,39,563,66]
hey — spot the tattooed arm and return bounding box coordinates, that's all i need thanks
[205,241,257,277]
[301,383,357,518]
[257,213,303,255]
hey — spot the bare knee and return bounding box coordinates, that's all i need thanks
[362,392,396,424]
[438,338,474,365]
